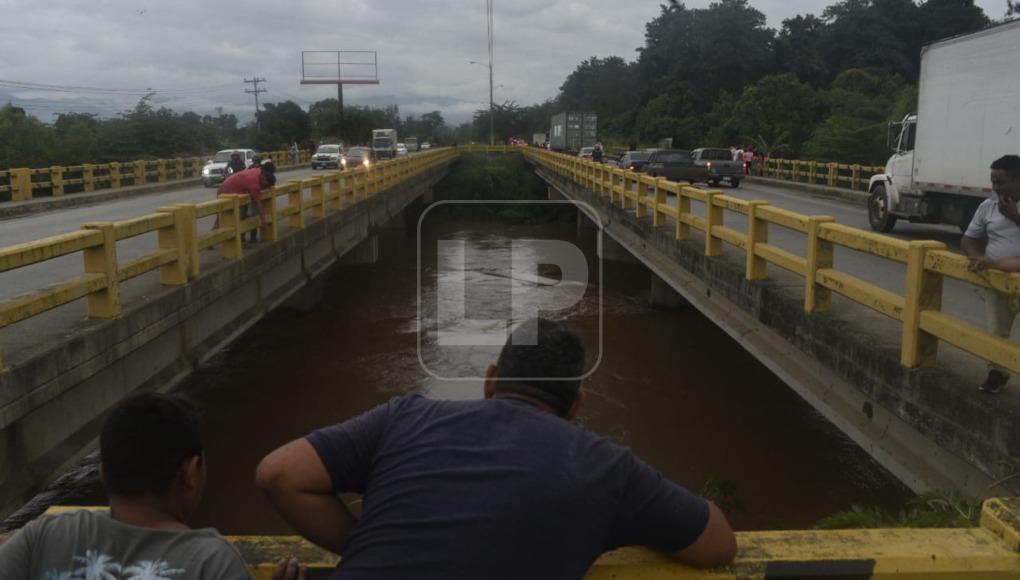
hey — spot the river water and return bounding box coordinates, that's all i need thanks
[155,209,912,535]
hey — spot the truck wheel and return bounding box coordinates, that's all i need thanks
[709,179,720,187]
[868,184,898,232]
[730,179,741,188]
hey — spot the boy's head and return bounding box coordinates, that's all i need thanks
[100,392,205,517]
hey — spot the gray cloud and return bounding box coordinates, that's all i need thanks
[1,0,1007,124]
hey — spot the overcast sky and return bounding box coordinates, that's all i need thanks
[0,0,1009,125]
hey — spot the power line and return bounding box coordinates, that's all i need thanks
[0,78,238,96]
[244,76,267,130]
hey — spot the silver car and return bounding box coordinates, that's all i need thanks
[311,144,343,169]
[201,148,257,187]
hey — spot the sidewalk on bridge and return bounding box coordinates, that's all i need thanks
[746,175,870,207]
[0,165,306,222]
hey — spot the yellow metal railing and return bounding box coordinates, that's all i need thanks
[0,149,457,368]
[43,498,1020,578]
[0,149,313,202]
[761,158,884,191]
[524,148,1020,374]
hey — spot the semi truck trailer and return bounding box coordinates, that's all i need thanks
[868,20,1020,232]
[549,112,597,153]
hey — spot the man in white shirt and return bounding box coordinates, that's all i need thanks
[961,154,1020,393]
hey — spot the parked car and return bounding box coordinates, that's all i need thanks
[642,149,709,183]
[201,149,258,187]
[692,147,743,187]
[311,144,343,170]
[342,147,373,169]
[620,151,652,172]
[578,147,594,159]
[396,143,409,157]
[420,142,432,150]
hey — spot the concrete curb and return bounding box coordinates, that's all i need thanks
[0,166,307,221]
[746,175,870,207]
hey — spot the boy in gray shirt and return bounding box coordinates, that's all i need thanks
[0,393,263,578]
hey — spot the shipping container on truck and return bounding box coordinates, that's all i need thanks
[549,112,597,153]
[372,129,398,159]
[868,20,1020,232]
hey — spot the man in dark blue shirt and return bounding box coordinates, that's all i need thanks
[256,319,736,579]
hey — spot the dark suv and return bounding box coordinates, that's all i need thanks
[642,150,709,183]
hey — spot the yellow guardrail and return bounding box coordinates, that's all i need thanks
[0,149,313,202]
[524,147,1020,375]
[42,498,1020,578]
[0,149,457,369]
[762,158,884,191]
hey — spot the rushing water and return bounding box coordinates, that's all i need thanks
[136,213,911,535]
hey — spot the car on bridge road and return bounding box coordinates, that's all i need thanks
[342,147,373,169]
[396,143,409,157]
[620,151,651,172]
[641,149,710,184]
[578,146,594,159]
[311,144,343,170]
[201,149,258,187]
[692,147,743,187]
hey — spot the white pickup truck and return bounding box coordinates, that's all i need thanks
[868,20,1020,232]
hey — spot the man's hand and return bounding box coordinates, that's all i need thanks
[1000,196,1020,225]
[273,557,308,580]
[969,256,992,271]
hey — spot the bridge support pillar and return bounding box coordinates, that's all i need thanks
[341,234,379,266]
[650,274,687,309]
[598,235,637,263]
[281,279,324,313]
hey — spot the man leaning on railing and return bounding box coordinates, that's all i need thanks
[218,161,276,246]
[961,154,1020,394]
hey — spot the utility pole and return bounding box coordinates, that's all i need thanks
[244,76,267,130]
[487,0,495,146]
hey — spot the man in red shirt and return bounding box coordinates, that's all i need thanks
[218,162,276,244]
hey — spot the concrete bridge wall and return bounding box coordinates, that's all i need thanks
[535,165,1019,499]
[0,164,449,517]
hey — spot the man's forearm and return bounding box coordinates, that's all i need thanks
[988,257,1020,273]
[265,489,357,555]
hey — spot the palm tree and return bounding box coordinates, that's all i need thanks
[71,551,121,580]
[123,560,186,580]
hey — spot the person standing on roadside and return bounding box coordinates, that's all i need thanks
[961,154,1020,394]
[743,148,754,175]
[592,142,604,163]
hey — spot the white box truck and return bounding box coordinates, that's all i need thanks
[868,20,1020,232]
[372,129,398,160]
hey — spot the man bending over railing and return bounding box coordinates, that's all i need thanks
[218,161,276,245]
[962,154,1020,394]
[256,318,737,579]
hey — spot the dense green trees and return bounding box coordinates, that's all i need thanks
[500,0,994,163]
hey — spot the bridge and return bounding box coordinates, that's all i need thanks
[0,146,1019,575]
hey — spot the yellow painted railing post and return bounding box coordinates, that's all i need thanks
[329,175,342,212]
[175,158,185,181]
[288,181,305,229]
[50,166,65,197]
[82,164,95,192]
[827,162,837,187]
[746,201,769,280]
[805,216,836,313]
[109,162,122,189]
[851,164,861,191]
[261,191,278,242]
[635,177,649,218]
[173,204,200,279]
[81,222,121,318]
[192,157,202,178]
[156,206,188,285]
[676,188,691,241]
[157,160,167,183]
[219,195,244,259]
[134,160,146,186]
[311,178,326,219]
[901,240,947,367]
[704,189,724,257]
[808,161,817,185]
[11,168,33,201]
[652,178,666,227]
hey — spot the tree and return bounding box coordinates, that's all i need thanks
[774,15,830,86]
[254,101,311,151]
[0,104,57,169]
[709,73,821,154]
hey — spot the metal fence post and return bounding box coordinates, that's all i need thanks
[50,166,65,197]
[902,241,946,368]
[805,216,835,312]
[110,162,122,189]
[82,164,95,192]
[704,190,724,257]
[81,222,121,318]
[11,168,33,201]
[156,206,189,285]
[746,201,769,280]
[650,178,666,228]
